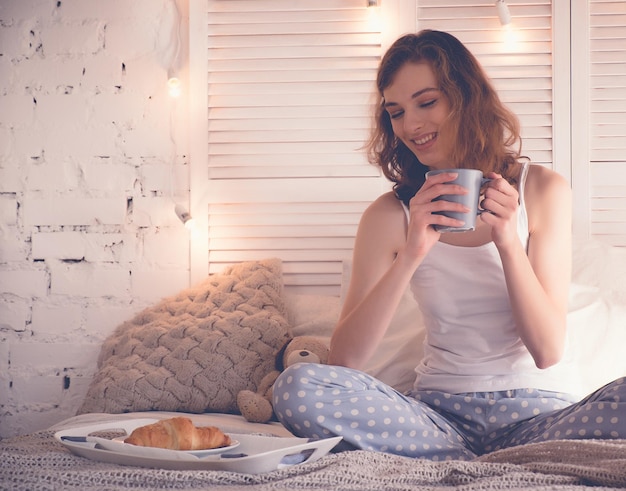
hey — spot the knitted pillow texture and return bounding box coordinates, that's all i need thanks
[77,258,292,415]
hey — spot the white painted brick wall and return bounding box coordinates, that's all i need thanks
[0,270,49,298]
[0,299,30,332]
[0,0,192,438]
[31,302,82,336]
[0,195,18,225]
[32,231,87,260]
[24,197,127,227]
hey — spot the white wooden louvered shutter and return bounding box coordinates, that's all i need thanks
[194,0,386,294]
[586,0,626,245]
[415,1,556,171]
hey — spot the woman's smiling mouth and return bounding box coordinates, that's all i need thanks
[413,132,437,146]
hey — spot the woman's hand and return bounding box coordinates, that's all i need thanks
[479,172,520,249]
[405,171,469,259]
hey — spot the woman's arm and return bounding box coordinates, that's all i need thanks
[481,165,572,368]
[328,193,411,368]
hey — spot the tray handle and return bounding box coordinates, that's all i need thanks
[276,437,342,469]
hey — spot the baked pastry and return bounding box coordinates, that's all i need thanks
[123,417,232,450]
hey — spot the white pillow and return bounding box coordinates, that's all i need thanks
[572,237,626,304]
[285,292,339,341]
[565,283,626,396]
[567,238,626,395]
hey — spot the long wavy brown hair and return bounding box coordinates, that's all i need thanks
[366,30,525,205]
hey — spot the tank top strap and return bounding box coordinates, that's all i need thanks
[401,200,410,223]
[517,161,530,249]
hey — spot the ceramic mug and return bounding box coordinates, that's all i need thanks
[426,168,492,232]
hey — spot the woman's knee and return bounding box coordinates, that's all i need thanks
[587,377,626,403]
[274,362,324,391]
[273,363,326,412]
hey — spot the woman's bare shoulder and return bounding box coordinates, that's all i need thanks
[361,191,406,225]
[356,191,407,253]
[524,164,572,232]
[525,164,571,204]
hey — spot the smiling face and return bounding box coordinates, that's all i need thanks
[382,62,452,170]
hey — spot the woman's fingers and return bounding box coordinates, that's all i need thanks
[413,172,468,205]
[481,174,518,217]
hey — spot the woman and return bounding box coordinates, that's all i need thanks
[273,30,625,461]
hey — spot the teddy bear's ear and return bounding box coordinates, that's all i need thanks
[285,349,320,367]
[274,339,291,371]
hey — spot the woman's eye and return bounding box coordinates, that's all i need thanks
[420,99,436,108]
[389,111,404,120]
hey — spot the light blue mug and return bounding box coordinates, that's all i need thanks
[426,168,492,232]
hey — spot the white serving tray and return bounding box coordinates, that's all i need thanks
[54,418,342,474]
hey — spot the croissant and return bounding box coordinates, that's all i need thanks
[123,417,232,450]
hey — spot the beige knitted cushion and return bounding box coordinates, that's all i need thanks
[78,258,292,415]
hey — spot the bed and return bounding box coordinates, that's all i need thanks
[2,237,626,490]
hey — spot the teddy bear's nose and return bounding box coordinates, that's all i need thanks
[299,351,309,357]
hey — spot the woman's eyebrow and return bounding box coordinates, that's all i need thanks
[383,87,439,108]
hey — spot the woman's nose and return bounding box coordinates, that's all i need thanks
[403,109,423,133]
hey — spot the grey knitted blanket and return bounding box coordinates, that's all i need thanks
[2,430,626,490]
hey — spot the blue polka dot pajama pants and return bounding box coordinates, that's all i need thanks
[272,363,626,461]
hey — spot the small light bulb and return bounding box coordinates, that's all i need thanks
[175,204,194,229]
[167,77,181,97]
[183,217,196,231]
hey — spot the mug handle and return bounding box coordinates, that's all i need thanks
[477,177,493,215]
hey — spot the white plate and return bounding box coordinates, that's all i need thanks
[110,436,240,458]
[57,418,240,461]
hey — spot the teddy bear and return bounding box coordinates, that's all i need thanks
[236,335,330,423]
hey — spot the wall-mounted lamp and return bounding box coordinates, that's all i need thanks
[175,204,195,230]
[495,0,511,26]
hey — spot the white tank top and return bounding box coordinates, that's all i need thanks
[403,163,576,395]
